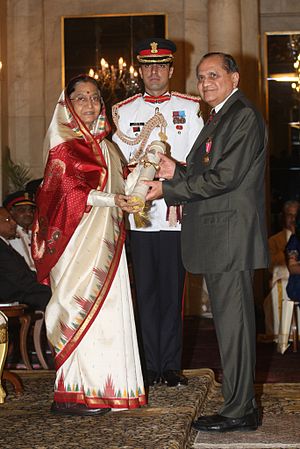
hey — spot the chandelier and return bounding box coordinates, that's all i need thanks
[88,57,142,106]
[288,35,300,93]
[292,54,300,93]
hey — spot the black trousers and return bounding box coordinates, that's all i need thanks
[204,270,257,418]
[129,231,185,374]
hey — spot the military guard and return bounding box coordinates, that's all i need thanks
[113,37,204,387]
[3,190,36,270]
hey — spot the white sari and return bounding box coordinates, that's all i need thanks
[33,89,146,410]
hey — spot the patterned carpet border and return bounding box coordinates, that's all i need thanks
[0,368,214,449]
[192,382,300,449]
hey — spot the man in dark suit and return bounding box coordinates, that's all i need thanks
[0,207,51,310]
[145,52,269,432]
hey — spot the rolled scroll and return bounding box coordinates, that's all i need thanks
[125,140,166,227]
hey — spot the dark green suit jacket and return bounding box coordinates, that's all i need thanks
[163,90,269,274]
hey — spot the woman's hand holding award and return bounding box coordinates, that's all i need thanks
[125,140,166,227]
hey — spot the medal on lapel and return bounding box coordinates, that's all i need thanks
[203,137,212,164]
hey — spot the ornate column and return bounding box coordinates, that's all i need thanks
[184,0,208,95]
[0,0,8,201]
[207,0,261,110]
[208,0,242,56]
[7,0,45,181]
[240,0,262,110]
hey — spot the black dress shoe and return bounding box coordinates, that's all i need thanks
[162,370,188,387]
[192,409,260,432]
[50,402,111,416]
[147,370,161,387]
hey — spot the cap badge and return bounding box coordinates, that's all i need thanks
[150,42,158,54]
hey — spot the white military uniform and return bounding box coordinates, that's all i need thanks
[112,91,203,378]
[113,92,204,230]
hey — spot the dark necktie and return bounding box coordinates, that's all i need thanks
[206,109,216,124]
[144,94,171,104]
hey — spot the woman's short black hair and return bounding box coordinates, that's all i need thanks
[66,74,100,98]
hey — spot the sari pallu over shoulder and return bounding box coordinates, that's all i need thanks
[48,141,126,371]
[32,91,110,284]
[39,139,126,371]
[32,137,108,284]
[31,89,126,367]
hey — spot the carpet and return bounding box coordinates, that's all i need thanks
[0,368,213,449]
[192,382,300,449]
[1,369,299,449]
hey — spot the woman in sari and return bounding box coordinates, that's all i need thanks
[32,75,146,416]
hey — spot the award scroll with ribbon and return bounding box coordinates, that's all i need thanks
[125,140,166,227]
[112,102,168,227]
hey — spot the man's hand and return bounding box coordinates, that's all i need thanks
[144,181,163,201]
[156,153,176,179]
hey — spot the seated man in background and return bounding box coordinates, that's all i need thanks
[3,190,36,271]
[0,207,51,311]
[263,200,300,341]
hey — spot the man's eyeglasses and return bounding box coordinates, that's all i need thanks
[70,95,101,105]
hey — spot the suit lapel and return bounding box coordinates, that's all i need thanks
[0,239,10,251]
[0,238,21,259]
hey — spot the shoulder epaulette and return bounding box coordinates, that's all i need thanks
[113,93,143,110]
[171,91,201,103]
